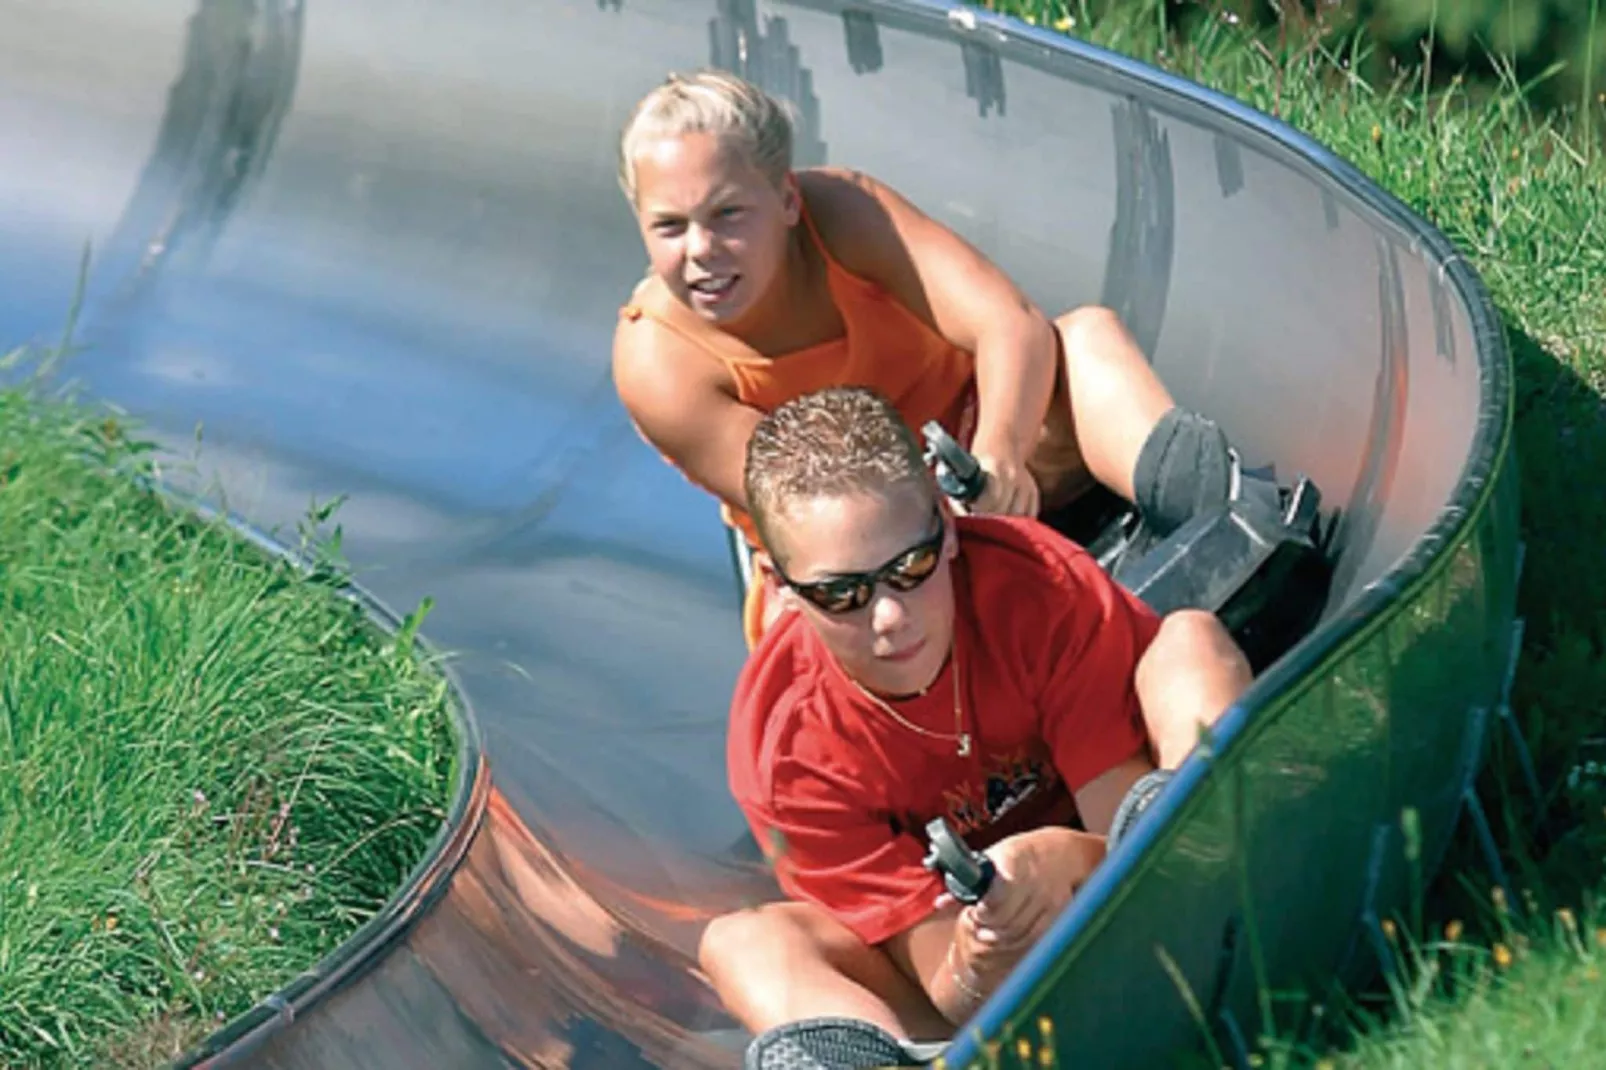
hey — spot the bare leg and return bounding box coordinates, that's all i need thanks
[1032,305,1178,509]
[1135,609,1253,769]
[699,901,952,1042]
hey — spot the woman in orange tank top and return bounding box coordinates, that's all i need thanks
[612,71,1239,647]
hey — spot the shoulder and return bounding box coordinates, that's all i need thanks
[613,282,733,411]
[957,514,1162,645]
[796,167,923,279]
[954,514,1105,595]
[955,514,1160,666]
[612,275,678,362]
[956,514,1152,630]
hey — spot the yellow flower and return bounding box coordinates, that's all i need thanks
[1445,919,1464,942]
[1381,918,1397,941]
[1053,15,1074,31]
[1493,943,1513,969]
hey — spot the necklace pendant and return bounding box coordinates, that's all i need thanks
[957,733,971,758]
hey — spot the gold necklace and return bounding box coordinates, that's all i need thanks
[847,646,971,757]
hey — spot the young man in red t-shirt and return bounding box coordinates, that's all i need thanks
[704,386,1252,1069]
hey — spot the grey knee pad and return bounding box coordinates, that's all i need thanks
[1132,408,1233,537]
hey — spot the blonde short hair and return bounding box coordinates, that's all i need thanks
[618,69,795,204]
[745,386,934,562]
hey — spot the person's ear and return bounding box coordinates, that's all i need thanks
[780,173,802,226]
[755,551,803,611]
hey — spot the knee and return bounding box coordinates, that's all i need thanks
[1132,408,1233,535]
[1136,610,1251,695]
[699,905,777,976]
[1053,304,1126,351]
[698,900,844,976]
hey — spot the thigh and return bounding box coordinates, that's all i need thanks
[699,900,950,1040]
[1027,349,1095,510]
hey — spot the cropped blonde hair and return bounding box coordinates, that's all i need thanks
[745,386,934,563]
[618,70,795,204]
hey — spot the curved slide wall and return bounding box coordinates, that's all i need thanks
[0,0,1518,1066]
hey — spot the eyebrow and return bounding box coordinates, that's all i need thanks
[644,185,747,222]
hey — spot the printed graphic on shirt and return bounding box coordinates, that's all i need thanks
[939,746,1061,838]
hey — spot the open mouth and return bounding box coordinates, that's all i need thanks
[687,274,738,301]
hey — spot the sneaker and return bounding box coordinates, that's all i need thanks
[744,1017,947,1070]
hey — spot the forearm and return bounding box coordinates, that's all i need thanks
[968,313,1059,460]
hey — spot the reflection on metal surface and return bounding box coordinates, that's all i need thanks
[408,789,736,1070]
[100,0,303,311]
[1101,97,1174,360]
[710,0,828,166]
[960,36,1006,117]
[1213,132,1244,198]
[1328,236,1411,598]
[841,9,884,74]
[207,787,741,1069]
[1432,268,1459,366]
[1322,187,1342,231]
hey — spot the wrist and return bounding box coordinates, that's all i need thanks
[936,940,988,1024]
[968,427,1022,464]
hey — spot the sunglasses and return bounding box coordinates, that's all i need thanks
[775,505,947,614]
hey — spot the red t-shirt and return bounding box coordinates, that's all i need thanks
[727,515,1162,946]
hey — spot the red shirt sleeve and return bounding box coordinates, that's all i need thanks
[745,750,944,947]
[1029,538,1160,792]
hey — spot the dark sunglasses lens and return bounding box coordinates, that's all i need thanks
[883,544,941,592]
[801,578,870,613]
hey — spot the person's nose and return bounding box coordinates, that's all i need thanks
[686,222,716,260]
[870,589,910,638]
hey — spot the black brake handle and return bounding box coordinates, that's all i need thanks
[922,816,996,905]
[921,420,987,506]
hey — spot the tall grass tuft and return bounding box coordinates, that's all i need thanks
[0,349,457,1068]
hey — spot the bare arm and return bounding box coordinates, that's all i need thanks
[612,318,762,514]
[808,169,1059,478]
[1072,754,1155,837]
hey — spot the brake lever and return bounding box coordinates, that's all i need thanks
[922,816,996,905]
[921,420,986,506]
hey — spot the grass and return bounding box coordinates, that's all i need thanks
[0,345,458,1068]
[974,0,1606,1065]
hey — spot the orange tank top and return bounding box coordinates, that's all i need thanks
[618,204,978,546]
